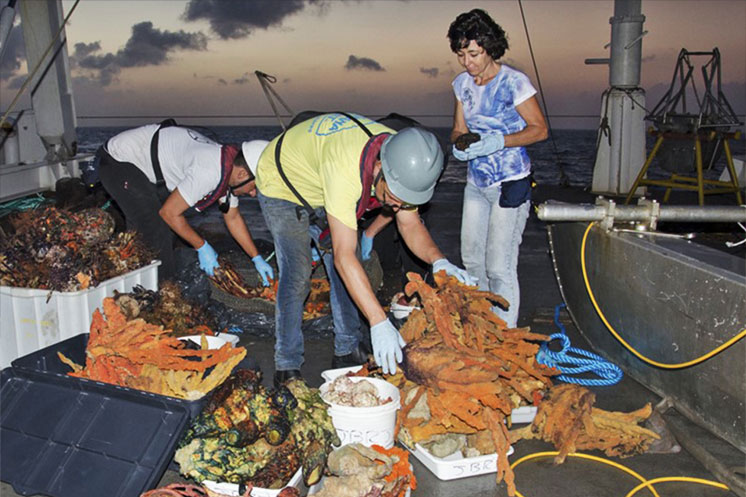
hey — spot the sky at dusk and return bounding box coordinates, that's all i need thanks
[1,0,744,129]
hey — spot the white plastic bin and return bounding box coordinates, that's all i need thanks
[0,261,160,368]
[320,377,401,449]
[411,442,515,480]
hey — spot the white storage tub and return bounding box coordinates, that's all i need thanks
[0,261,160,368]
[411,442,516,480]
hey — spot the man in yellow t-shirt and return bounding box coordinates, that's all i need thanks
[256,112,475,387]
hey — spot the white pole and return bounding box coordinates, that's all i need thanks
[589,0,647,196]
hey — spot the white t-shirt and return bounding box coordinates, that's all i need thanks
[105,125,223,207]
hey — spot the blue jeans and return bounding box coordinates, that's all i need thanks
[257,191,362,371]
[460,181,529,328]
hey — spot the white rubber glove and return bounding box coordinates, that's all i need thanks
[370,319,406,375]
[252,255,274,286]
[196,240,219,276]
[451,144,469,162]
[432,258,478,286]
[463,133,505,160]
[360,232,374,261]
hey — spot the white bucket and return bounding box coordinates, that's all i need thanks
[320,377,400,449]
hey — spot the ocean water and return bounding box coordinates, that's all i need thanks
[76,126,745,188]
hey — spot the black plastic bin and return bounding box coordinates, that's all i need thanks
[1,367,190,497]
[11,333,209,419]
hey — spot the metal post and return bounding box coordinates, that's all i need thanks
[609,0,645,88]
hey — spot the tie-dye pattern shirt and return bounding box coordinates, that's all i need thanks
[452,65,537,187]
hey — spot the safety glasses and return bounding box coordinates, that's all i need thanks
[382,189,417,212]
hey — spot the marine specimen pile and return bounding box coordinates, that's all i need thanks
[366,272,657,496]
[113,282,218,336]
[175,372,340,489]
[509,383,659,462]
[58,297,245,400]
[311,443,416,497]
[387,272,556,495]
[0,207,154,291]
[210,259,330,320]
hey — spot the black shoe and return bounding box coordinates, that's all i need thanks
[273,369,302,389]
[331,343,371,369]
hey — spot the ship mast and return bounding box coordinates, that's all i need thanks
[585,0,647,196]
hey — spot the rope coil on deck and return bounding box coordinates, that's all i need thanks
[536,304,623,386]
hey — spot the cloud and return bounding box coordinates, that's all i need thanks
[0,25,25,79]
[72,21,207,85]
[182,0,322,40]
[72,41,101,59]
[345,55,385,72]
[233,72,250,85]
[420,67,439,78]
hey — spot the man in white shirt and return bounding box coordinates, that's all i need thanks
[99,122,273,282]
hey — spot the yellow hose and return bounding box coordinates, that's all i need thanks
[581,222,746,369]
[511,451,660,497]
[625,477,729,497]
[510,451,729,497]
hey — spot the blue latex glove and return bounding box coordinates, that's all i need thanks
[252,255,274,286]
[196,240,219,276]
[463,133,505,160]
[370,319,406,375]
[432,258,478,286]
[360,232,374,261]
[311,246,321,263]
[451,144,469,162]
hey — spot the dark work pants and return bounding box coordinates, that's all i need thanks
[98,149,176,279]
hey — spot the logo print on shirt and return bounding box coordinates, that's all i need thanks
[310,114,374,136]
[187,129,216,145]
[462,88,475,112]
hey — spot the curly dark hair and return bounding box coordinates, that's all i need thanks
[447,9,509,60]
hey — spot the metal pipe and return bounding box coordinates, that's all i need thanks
[0,1,16,62]
[609,0,645,87]
[537,202,746,223]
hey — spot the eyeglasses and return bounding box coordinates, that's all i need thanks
[230,177,254,192]
[383,189,417,212]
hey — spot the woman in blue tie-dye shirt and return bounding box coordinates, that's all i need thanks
[448,9,548,328]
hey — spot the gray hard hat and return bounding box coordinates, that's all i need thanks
[380,127,444,205]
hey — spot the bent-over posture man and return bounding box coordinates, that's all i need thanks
[255,112,475,386]
[99,123,273,283]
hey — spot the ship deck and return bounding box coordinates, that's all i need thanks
[2,182,743,497]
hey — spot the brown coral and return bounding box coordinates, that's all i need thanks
[58,297,246,399]
[395,272,558,496]
[509,383,659,463]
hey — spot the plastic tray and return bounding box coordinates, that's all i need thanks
[0,367,190,497]
[411,442,516,481]
[11,333,209,419]
[0,261,160,368]
[320,365,363,383]
[510,406,537,424]
[202,467,302,497]
[178,334,238,348]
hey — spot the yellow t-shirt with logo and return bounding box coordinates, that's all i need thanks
[256,113,393,230]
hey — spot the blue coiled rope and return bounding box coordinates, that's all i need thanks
[0,193,51,218]
[536,303,623,386]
